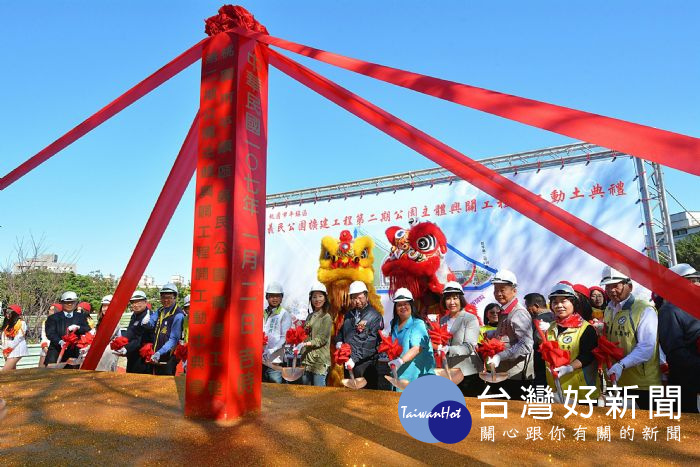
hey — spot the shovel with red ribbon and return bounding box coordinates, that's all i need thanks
[282,325,307,382]
[592,334,625,406]
[534,319,571,402]
[378,332,409,390]
[427,320,463,384]
[476,337,508,383]
[335,343,367,389]
[47,330,80,369]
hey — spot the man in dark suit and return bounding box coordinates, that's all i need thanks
[119,290,155,374]
[45,291,91,368]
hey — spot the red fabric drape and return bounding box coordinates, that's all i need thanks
[266,48,700,317]
[230,27,700,177]
[0,39,207,191]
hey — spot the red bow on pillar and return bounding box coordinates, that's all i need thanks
[378,332,403,360]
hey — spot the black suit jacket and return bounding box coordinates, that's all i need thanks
[45,311,91,351]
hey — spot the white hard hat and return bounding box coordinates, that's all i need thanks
[60,291,78,303]
[265,282,284,295]
[669,263,700,279]
[349,281,368,295]
[183,294,191,307]
[130,290,148,301]
[101,295,113,305]
[600,266,630,285]
[548,282,577,300]
[160,283,179,295]
[492,270,517,287]
[442,281,464,295]
[392,288,414,302]
[310,282,327,294]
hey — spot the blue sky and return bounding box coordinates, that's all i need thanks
[1,1,698,284]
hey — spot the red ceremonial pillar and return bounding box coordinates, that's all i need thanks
[185,30,268,420]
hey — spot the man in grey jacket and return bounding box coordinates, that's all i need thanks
[486,270,535,400]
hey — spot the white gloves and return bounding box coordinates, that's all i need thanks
[345,358,355,370]
[113,348,127,356]
[486,354,501,369]
[554,364,574,378]
[151,352,161,363]
[336,341,343,350]
[294,343,306,353]
[59,340,66,348]
[89,328,97,336]
[538,320,551,332]
[389,357,404,370]
[437,344,449,355]
[67,325,80,332]
[607,362,624,382]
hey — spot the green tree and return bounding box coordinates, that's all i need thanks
[675,232,700,270]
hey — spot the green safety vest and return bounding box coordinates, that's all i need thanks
[546,320,599,399]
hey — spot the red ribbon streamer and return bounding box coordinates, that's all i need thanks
[110,336,129,351]
[427,321,452,368]
[333,343,352,365]
[476,338,506,361]
[592,335,625,372]
[0,39,206,191]
[266,48,700,317]
[81,114,199,371]
[378,332,403,361]
[285,325,308,346]
[230,27,700,177]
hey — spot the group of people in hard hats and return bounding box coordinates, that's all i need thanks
[261,263,699,413]
[1,283,191,375]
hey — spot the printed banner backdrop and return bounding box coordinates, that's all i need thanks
[264,158,646,324]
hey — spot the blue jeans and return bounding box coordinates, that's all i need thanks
[262,365,283,384]
[301,371,327,387]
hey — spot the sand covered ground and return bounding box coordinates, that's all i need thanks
[0,369,698,465]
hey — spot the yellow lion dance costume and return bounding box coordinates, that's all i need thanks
[318,229,383,386]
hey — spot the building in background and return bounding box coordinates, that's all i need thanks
[169,274,186,287]
[12,254,77,274]
[656,211,700,260]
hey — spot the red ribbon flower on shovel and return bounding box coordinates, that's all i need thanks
[174,343,188,362]
[476,338,506,362]
[333,343,352,366]
[110,336,129,351]
[427,320,452,368]
[76,332,94,350]
[533,320,571,378]
[139,343,155,363]
[378,332,403,361]
[592,335,625,372]
[285,326,308,346]
[61,331,79,349]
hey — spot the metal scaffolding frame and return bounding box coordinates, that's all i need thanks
[266,141,669,264]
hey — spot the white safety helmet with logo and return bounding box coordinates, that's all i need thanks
[392,287,414,302]
[548,282,577,300]
[600,265,630,285]
[60,291,78,303]
[442,281,464,295]
[348,280,368,295]
[130,290,148,301]
[492,270,518,287]
[309,281,327,294]
[265,282,284,295]
[101,295,113,305]
[183,294,191,308]
[159,283,179,296]
[669,263,700,280]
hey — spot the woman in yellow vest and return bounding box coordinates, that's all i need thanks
[478,303,501,343]
[545,283,599,401]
